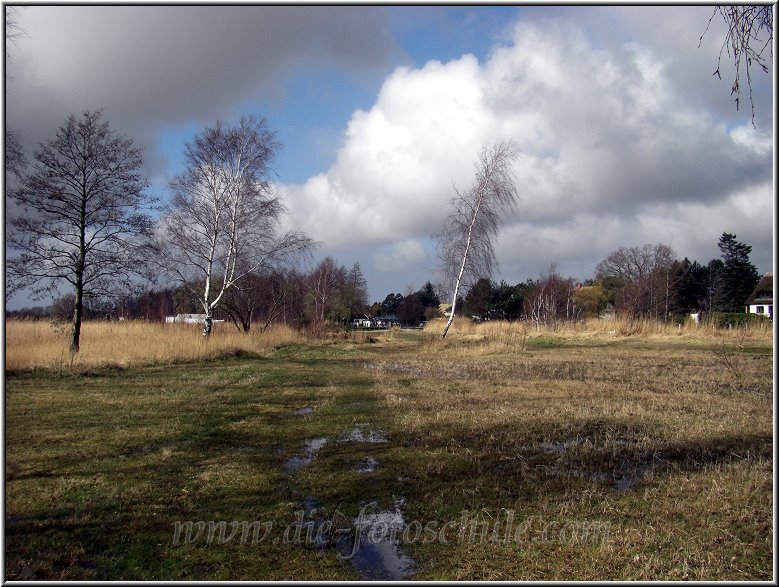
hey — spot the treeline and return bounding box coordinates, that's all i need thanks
[9,257,369,332]
[9,233,764,331]
[368,282,441,324]
[453,232,764,327]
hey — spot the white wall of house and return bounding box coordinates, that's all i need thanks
[747,304,773,318]
[165,314,225,324]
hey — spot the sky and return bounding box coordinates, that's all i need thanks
[4,4,775,309]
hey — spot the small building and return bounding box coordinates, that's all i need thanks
[165,313,224,325]
[372,314,401,329]
[745,272,773,319]
[352,314,372,328]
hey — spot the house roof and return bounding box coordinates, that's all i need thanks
[374,314,400,321]
[745,272,773,305]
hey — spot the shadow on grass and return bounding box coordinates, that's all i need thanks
[397,416,772,495]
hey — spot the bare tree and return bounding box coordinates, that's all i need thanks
[222,269,303,333]
[332,262,369,323]
[597,243,679,320]
[5,128,26,177]
[5,6,28,176]
[304,256,346,323]
[7,110,154,353]
[153,114,314,336]
[5,6,27,65]
[596,244,675,282]
[436,141,519,338]
[700,5,773,125]
[221,271,267,333]
[524,266,581,330]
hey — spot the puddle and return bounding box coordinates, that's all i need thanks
[283,437,327,476]
[613,464,655,491]
[343,423,388,444]
[354,456,378,473]
[296,496,331,549]
[291,406,314,416]
[286,496,415,580]
[336,499,415,581]
[302,495,317,516]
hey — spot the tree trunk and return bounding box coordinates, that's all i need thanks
[441,198,482,339]
[70,282,83,354]
[202,313,213,337]
[441,292,459,339]
[242,307,252,333]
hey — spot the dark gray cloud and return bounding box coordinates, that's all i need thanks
[6,5,398,175]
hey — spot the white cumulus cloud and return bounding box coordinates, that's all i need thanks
[277,13,773,285]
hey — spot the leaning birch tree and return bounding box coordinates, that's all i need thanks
[436,141,519,338]
[154,114,314,336]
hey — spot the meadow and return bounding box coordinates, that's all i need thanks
[4,318,774,580]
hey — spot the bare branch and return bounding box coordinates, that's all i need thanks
[700,5,773,126]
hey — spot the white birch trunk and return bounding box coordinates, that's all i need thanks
[441,196,483,339]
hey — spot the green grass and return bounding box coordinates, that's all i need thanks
[4,329,774,580]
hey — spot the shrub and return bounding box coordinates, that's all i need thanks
[705,312,770,328]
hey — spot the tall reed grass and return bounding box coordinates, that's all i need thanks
[4,319,304,371]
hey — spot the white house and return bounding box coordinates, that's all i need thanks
[352,314,372,328]
[745,272,773,319]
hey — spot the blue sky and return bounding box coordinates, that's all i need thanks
[154,7,522,185]
[5,5,774,308]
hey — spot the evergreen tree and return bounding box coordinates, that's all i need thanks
[380,293,403,315]
[717,232,759,312]
[463,278,492,319]
[674,258,708,313]
[396,291,425,325]
[488,280,522,320]
[419,281,440,310]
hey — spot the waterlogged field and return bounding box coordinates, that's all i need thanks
[4,319,774,580]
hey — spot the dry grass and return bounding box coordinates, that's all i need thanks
[368,326,773,580]
[4,319,305,371]
[6,316,771,372]
[3,321,774,580]
[423,316,773,345]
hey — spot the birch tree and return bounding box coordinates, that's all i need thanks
[7,110,154,353]
[436,141,519,338]
[154,114,313,336]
